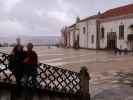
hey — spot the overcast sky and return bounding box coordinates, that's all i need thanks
[0,0,132,37]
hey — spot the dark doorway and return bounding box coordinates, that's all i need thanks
[73,34,79,49]
[107,32,117,49]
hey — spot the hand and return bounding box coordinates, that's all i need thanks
[24,58,29,63]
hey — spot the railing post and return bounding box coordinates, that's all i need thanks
[79,66,90,100]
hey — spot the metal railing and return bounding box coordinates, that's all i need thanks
[0,52,90,100]
[0,52,80,94]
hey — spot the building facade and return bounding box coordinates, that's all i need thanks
[62,4,133,50]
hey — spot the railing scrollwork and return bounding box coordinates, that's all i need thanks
[0,52,80,95]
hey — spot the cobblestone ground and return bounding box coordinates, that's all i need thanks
[1,47,133,99]
[91,70,133,100]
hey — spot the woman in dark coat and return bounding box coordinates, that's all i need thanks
[23,43,38,87]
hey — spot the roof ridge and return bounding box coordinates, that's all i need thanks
[79,14,98,22]
[101,3,133,18]
[105,3,133,12]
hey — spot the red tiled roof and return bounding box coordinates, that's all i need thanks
[101,3,133,18]
[68,3,133,28]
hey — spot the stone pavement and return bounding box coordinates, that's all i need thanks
[90,70,133,100]
[2,47,133,99]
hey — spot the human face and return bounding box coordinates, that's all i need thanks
[27,43,33,51]
[16,38,21,45]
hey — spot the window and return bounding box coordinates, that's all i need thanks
[91,35,94,44]
[83,27,86,34]
[101,27,105,39]
[119,25,124,39]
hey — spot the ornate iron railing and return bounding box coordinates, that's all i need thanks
[0,52,80,94]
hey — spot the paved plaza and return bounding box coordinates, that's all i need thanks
[1,47,133,72]
[90,70,133,100]
[1,47,133,99]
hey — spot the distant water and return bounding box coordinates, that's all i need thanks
[0,46,57,54]
[0,36,60,45]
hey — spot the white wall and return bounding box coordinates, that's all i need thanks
[87,19,97,49]
[70,30,74,47]
[66,33,70,47]
[78,21,87,48]
[68,19,97,49]
[77,19,97,49]
[100,17,133,50]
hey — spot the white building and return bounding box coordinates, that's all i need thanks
[62,3,133,50]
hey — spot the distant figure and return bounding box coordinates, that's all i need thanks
[114,47,118,55]
[24,43,38,87]
[119,46,122,55]
[8,38,25,96]
[132,48,133,56]
[124,48,128,55]
[48,45,51,49]
[118,49,122,55]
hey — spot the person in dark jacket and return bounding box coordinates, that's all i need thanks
[8,38,25,96]
[114,47,118,55]
[23,43,38,87]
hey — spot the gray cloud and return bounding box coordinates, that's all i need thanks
[0,0,132,36]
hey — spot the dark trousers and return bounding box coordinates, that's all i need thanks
[24,64,38,87]
[12,66,24,97]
